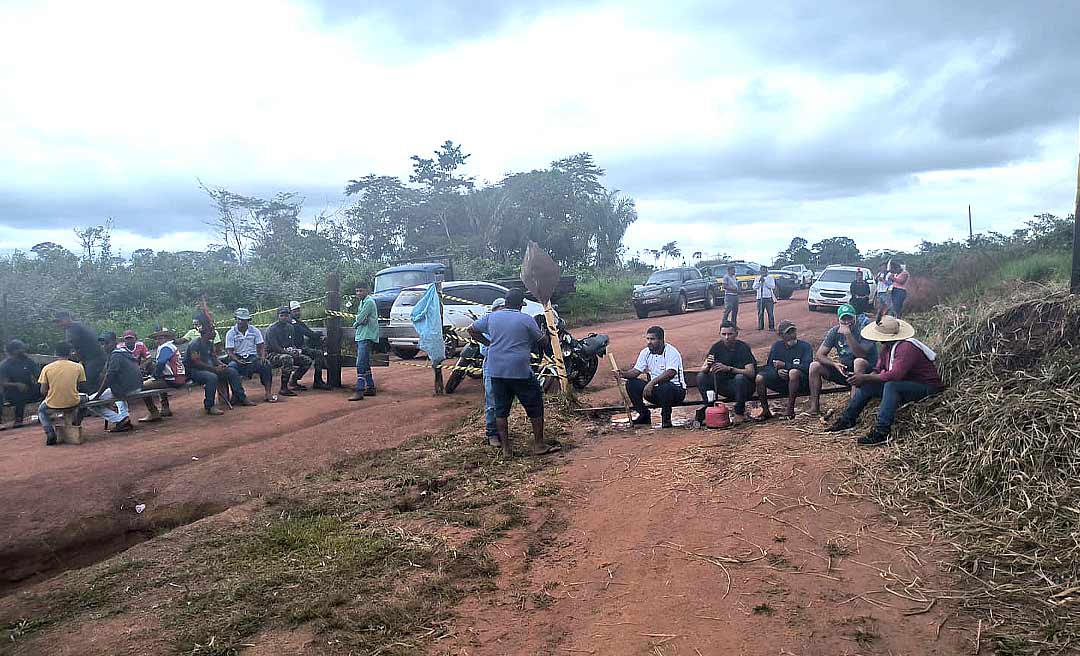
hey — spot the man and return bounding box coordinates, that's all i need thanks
[120,330,151,369]
[468,288,555,456]
[0,340,41,430]
[95,332,150,432]
[721,265,741,327]
[266,306,312,397]
[613,325,686,428]
[808,304,877,416]
[695,321,756,425]
[140,329,190,421]
[752,265,776,331]
[37,343,86,446]
[873,262,892,322]
[182,316,222,355]
[290,301,330,390]
[225,308,276,403]
[480,297,506,444]
[185,321,247,412]
[849,272,872,315]
[755,320,813,420]
[826,316,941,445]
[55,311,104,393]
[349,283,379,401]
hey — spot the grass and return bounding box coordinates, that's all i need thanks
[0,407,573,655]
[991,251,1070,286]
[558,272,640,327]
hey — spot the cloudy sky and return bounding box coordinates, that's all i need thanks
[1,0,1077,263]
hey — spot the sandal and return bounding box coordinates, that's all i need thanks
[531,441,563,456]
[265,395,280,403]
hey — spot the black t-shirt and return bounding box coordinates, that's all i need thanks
[705,340,756,381]
[265,322,294,354]
[291,320,320,349]
[67,321,103,363]
[850,278,871,299]
[0,356,40,388]
[184,337,219,370]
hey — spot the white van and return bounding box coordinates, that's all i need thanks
[808,265,872,312]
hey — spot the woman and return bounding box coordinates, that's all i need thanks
[888,261,910,319]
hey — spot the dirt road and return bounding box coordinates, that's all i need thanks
[0,292,830,590]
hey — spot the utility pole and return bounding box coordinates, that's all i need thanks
[326,272,342,388]
[968,205,974,243]
[1072,144,1080,293]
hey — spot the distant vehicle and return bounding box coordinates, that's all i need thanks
[781,264,814,287]
[700,261,796,300]
[385,281,551,359]
[808,265,873,312]
[631,267,720,319]
[370,262,451,329]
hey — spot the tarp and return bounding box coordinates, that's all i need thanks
[410,284,446,364]
[520,241,561,306]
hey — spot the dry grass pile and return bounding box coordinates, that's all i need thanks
[863,281,1080,653]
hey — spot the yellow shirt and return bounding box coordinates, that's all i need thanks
[38,359,86,409]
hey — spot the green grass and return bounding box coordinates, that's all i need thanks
[558,273,639,327]
[992,251,1070,285]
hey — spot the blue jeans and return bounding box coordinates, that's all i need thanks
[38,400,123,436]
[891,288,908,318]
[483,372,497,438]
[189,370,219,409]
[228,359,272,390]
[841,380,937,431]
[355,340,375,392]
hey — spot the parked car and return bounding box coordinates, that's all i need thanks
[700,261,796,300]
[631,267,720,319]
[370,262,451,330]
[385,281,551,359]
[808,265,873,312]
[781,264,814,287]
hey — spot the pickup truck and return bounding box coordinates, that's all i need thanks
[631,267,720,318]
[700,261,796,300]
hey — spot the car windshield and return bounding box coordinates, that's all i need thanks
[646,271,681,285]
[393,290,427,307]
[782,265,801,272]
[374,270,434,292]
[818,269,860,283]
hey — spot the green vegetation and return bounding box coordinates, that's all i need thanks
[557,268,644,327]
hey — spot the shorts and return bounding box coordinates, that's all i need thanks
[490,376,544,419]
[821,361,852,387]
[876,291,892,309]
[760,367,810,396]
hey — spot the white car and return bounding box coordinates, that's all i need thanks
[808,265,872,312]
[781,264,814,288]
[385,281,550,359]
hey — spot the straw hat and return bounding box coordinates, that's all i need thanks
[862,316,915,342]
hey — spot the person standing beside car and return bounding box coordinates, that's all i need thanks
[753,265,776,331]
[349,283,379,401]
[722,265,741,328]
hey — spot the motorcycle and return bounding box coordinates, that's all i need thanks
[444,316,609,394]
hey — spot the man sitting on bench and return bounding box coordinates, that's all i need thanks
[695,321,756,425]
[0,339,41,431]
[140,329,190,421]
[808,304,876,416]
[613,325,686,428]
[94,331,153,432]
[225,308,277,403]
[755,320,813,421]
[187,322,251,409]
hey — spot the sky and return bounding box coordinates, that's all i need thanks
[1,0,1078,264]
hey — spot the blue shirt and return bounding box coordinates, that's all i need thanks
[821,315,878,364]
[472,310,544,379]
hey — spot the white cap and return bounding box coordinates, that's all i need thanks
[289,301,301,310]
[490,297,506,311]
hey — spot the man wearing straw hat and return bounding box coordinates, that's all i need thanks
[825,315,942,445]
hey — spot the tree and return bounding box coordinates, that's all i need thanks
[660,241,681,267]
[774,237,811,267]
[810,237,860,268]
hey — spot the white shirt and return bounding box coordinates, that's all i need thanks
[875,272,891,293]
[633,344,685,388]
[753,275,776,300]
[225,325,264,358]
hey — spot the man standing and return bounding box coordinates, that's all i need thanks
[752,265,776,331]
[874,263,892,322]
[55,311,104,393]
[849,271,872,315]
[888,262,910,319]
[808,304,877,416]
[37,343,86,446]
[187,321,250,408]
[721,265,741,327]
[613,325,686,428]
[182,316,222,356]
[826,316,941,445]
[468,289,554,456]
[755,320,813,420]
[479,297,506,444]
[348,283,379,401]
[94,332,148,432]
[0,340,40,430]
[290,301,330,390]
[266,307,311,397]
[225,308,276,403]
[695,321,756,425]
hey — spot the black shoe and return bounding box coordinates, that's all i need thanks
[313,382,332,390]
[365,389,377,397]
[290,382,308,391]
[825,418,856,433]
[858,428,890,446]
[45,432,58,446]
[279,388,298,397]
[661,419,674,429]
[694,407,707,423]
[631,413,651,425]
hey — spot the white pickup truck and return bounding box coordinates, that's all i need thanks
[781,264,814,288]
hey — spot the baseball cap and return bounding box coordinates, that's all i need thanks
[490,297,506,311]
[122,330,137,338]
[98,331,117,342]
[837,304,857,319]
[289,300,301,311]
[277,305,291,316]
[234,307,252,320]
[777,320,796,335]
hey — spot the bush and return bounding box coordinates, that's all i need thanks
[993,251,1070,285]
[557,269,641,327]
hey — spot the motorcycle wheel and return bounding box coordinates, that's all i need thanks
[445,366,467,394]
[570,355,599,390]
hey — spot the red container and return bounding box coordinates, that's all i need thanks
[704,403,730,429]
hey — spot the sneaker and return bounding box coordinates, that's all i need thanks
[45,431,58,446]
[347,393,365,402]
[857,428,891,446]
[279,388,298,397]
[238,398,257,407]
[365,389,377,397]
[205,407,225,416]
[825,418,856,433]
[290,382,308,391]
[631,413,651,425]
[109,418,134,433]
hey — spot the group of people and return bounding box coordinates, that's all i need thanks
[0,302,330,445]
[615,300,940,446]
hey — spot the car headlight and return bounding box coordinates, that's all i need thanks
[664,286,672,293]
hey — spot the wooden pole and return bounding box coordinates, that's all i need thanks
[326,272,342,388]
[1072,146,1080,294]
[544,302,569,395]
[968,204,974,243]
[433,277,445,395]
[606,352,635,425]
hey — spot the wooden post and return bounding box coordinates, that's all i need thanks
[544,302,569,395]
[607,353,635,426]
[433,276,445,395]
[1072,146,1080,294]
[968,204,974,243]
[326,272,342,388]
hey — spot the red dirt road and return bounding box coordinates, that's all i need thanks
[0,291,830,590]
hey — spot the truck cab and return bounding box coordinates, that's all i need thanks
[370,263,450,328]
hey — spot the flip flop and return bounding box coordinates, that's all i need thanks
[265,395,280,403]
[750,413,772,423]
[532,441,563,456]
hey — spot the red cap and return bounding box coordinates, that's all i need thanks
[122,330,137,338]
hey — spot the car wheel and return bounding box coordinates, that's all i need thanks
[671,294,687,315]
[635,307,649,319]
[704,288,715,309]
[808,305,817,313]
[393,347,419,360]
